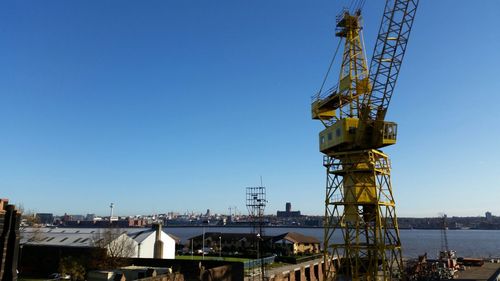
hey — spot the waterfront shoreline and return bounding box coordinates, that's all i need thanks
[161,225,499,231]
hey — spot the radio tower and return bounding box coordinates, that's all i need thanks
[109,203,114,221]
[246,186,267,280]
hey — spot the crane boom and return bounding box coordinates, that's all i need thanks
[362,0,419,121]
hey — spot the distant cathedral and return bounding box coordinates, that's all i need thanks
[277,202,301,218]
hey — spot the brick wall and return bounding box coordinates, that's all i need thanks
[0,200,21,281]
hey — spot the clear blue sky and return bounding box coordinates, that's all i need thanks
[1,1,499,217]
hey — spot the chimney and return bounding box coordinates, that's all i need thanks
[153,223,164,259]
[0,199,21,281]
[0,199,8,214]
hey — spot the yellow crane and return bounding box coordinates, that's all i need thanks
[311,0,419,280]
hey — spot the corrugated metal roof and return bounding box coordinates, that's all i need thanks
[128,229,153,243]
[20,230,97,247]
[20,227,175,247]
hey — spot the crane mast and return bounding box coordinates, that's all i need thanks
[440,214,450,253]
[311,1,419,280]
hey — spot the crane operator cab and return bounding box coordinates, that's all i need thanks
[315,117,398,154]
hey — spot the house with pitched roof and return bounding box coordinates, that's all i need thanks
[188,231,320,256]
[127,227,176,259]
[272,232,320,255]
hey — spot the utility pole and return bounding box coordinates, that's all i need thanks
[202,226,205,260]
[219,236,222,258]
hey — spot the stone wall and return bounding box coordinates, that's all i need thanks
[139,273,184,281]
[249,259,326,281]
[295,243,320,255]
[126,258,244,281]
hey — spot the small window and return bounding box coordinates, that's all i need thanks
[336,128,341,137]
[327,133,332,141]
[60,237,68,242]
[384,124,397,140]
[74,238,82,243]
[46,237,55,242]
[81,238,89,243]
[320,136,325,144]
[348,126,356,134]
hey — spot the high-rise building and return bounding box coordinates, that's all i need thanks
[0,198,21,281]
[35,213,54,225]
[277,202,301,218]
[486,211,493,222]
[85,213,96,221]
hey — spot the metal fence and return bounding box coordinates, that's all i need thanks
[243,256,276,269]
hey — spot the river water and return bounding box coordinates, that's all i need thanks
[164,226,500,259]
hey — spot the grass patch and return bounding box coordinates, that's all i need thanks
[266,261,286,269]
[175,255,250,262]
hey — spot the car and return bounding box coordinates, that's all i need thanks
[196,247,213,255]
[48,273,71,280]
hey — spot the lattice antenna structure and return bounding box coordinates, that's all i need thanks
[246,186,267,281]
[246,186,267,235]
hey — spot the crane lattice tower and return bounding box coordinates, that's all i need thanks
[311,1,419,280]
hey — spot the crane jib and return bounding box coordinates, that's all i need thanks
[362,0,419,122]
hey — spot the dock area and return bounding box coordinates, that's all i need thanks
[456,262,500,281]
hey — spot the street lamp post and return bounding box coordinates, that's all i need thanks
[257,233,265,281]
[202,226,205,260]
[219,236,222,258]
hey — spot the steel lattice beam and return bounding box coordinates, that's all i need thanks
[363,0,419,121]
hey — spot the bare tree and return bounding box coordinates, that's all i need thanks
[17,204,44,243]
[21,227,44,244]
[17,203,39,227]
[91,228,136,269]
[59,256,86,281]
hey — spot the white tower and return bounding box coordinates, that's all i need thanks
[109,203,116,221]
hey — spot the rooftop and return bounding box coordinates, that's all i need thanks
[272,232,320,244]
[20,227,178,247]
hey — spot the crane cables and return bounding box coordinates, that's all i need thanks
[349,0,366,13]
[317,39,342,97]
[318,0,365,97]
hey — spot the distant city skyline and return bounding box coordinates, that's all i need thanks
[2,0,500,217]
[21,203,497,219]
